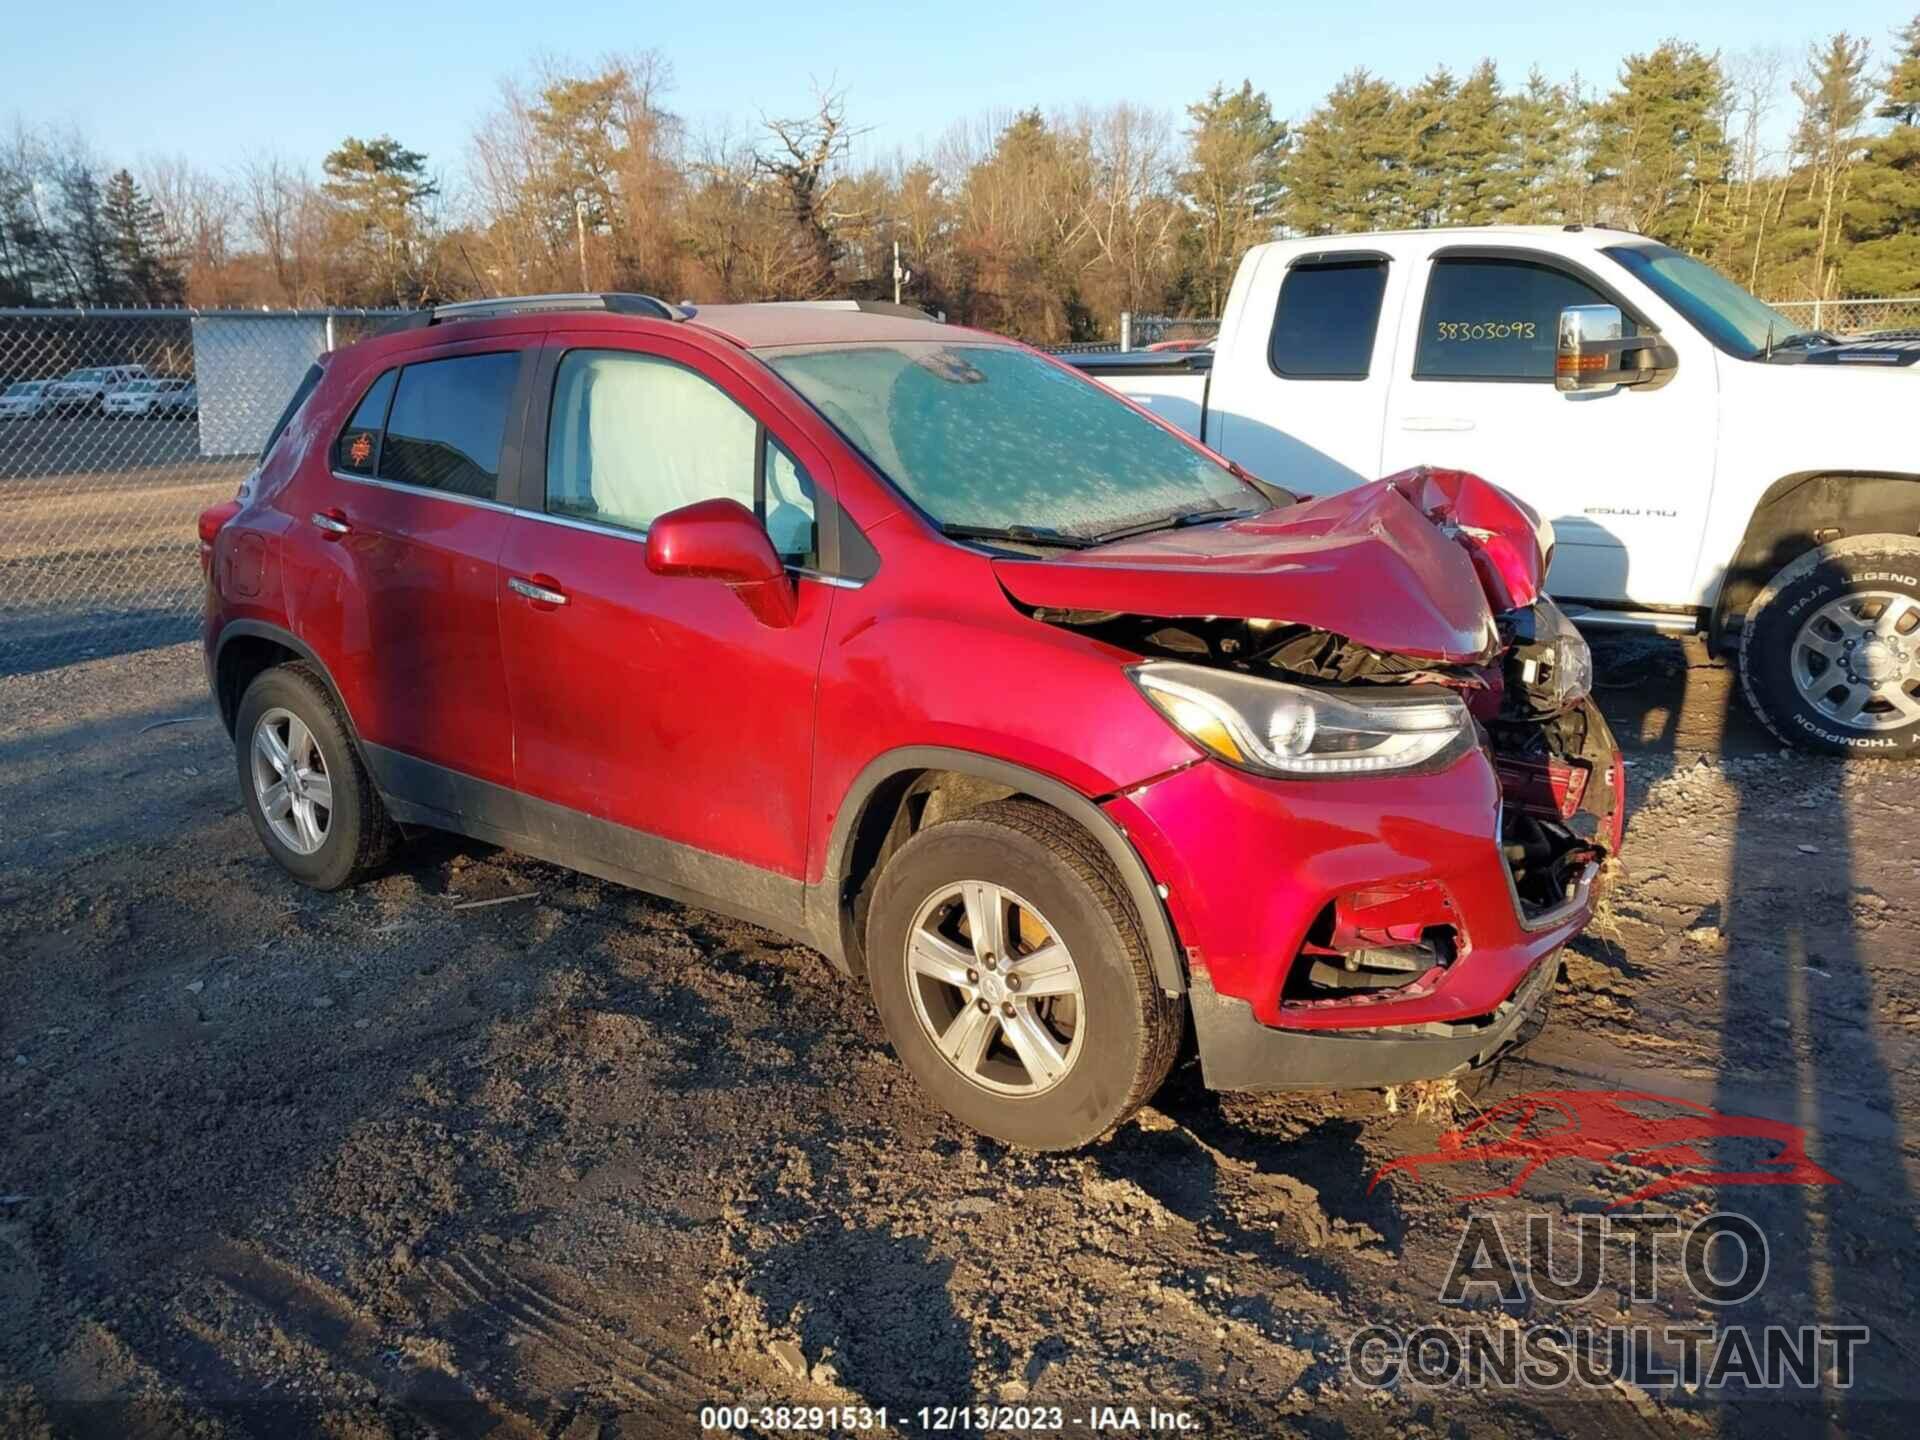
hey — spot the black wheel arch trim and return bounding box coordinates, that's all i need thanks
[818,746,1188,997]
[1711,469,1920,649]
[211,620,360,740]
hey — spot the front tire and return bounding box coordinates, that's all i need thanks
[865,799,1180,1149]
[1741,535,1920,757]
[234,663,395,889]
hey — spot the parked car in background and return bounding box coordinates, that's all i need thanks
[47,364,150,412]
[199,293,1622,1150]
[104,377,197,418]
[1071,224,1920,756]
[0,379,54,419]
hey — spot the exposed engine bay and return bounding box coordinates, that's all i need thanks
[1025,597,1622,1004]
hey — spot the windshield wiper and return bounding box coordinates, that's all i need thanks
[1089,504,1263,545]
[939,521,1098,550]
[1772,329,1841,351]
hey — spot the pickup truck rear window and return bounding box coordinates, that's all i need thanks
[1269,260,1388,379]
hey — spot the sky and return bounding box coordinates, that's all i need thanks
[15,0,1916,188]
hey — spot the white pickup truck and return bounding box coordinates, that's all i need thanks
[1068,225,1920,756]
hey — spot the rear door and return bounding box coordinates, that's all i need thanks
[496,332,836,887]
[292,345,527,794]
[1204,247,1401,494]
[1379,248,1717,604]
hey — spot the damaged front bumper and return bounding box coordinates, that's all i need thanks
[1106,698,1622,1092]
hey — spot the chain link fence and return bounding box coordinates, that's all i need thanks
[1768,297,1920,337]
[0,309,401,675]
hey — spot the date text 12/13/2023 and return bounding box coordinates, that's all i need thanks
[699,1404,1202,1432]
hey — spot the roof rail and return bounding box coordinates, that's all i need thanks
[379,293,687,335]
[756,299,942,322]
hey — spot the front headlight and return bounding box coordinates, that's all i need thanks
[1130,662,1472,777]
[1512,597,1591,710]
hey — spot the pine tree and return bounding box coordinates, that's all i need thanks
[1783,35,1875,297]
[321,136,438,305]
[1178,81,1288,313]
[1401,68,1457,226]
[1843,16,1920,293]
[100,169,182,305]
[1447,61,1509,224]
[56,162,116,304]
[1284,70,1406,235]
[1879,14,1920,122]
[1587,43,1730,247]
[1506,69,1584,223]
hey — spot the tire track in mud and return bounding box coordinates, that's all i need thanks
[415,1249,708,1416]
[201,1239,541,1436]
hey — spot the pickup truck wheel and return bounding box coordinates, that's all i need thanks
[865,799,1180,1149]
[235,663,396,889]
[1741,536,1920,757]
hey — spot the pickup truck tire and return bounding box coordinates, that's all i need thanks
[1740,535,1920,757]
[865,799,1180,1149]
[235,663,396,889]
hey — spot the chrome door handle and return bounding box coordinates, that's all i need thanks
[508,576,569,606]
[309,511,351,536]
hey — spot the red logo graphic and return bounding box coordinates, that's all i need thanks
[347,432,373,467]
[1370,1090,1840,1207]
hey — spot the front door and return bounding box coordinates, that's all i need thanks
[496,334,834,890]
[1380,249,1716,605]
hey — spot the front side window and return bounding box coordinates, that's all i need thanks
[767,342,1254,542]
[1269,259,1389,378]
[546,349,818,564]
[1414,257,1630,382]
[374,352,519,499]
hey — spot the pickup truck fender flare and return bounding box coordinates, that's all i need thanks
[817,746,1188,998]
[1711,469,1920,648]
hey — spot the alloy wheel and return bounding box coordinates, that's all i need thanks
[250,706,333,854]
[904,881,1085,1097]
[1790,590,1920,730]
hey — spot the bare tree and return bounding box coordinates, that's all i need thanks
[758,82,865,297]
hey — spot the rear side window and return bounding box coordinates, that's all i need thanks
[333,368,394,473]
[1414,257,1632,381]
[1269,259,1389,379]
[374,353,520,499]
[262,363,325,462]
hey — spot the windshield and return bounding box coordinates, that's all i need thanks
[4,382,43,396]
[125,380,156,393]
[766,342,1254,542]
[1604,245,1808,358]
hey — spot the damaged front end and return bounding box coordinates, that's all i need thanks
[1005,466,1623,1018]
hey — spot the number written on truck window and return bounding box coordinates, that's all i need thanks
[1268,259,1389,379]
[1415,257,1633,382]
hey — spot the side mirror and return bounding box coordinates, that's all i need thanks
[1555,304,1678,393]
[645,497,796,627]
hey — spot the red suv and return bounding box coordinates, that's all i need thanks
[201,294,1624,1149]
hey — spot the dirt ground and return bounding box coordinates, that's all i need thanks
[0,632,1915,1438]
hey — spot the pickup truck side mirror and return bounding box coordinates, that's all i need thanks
[1555,304,1679,393]
[645,497,797,628]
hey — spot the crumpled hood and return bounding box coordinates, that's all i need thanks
[994,468,1544,664]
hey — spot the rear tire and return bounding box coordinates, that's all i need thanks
[1740,535,1920,757]
[234,663,395,889]
[865,799,1180,1149]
